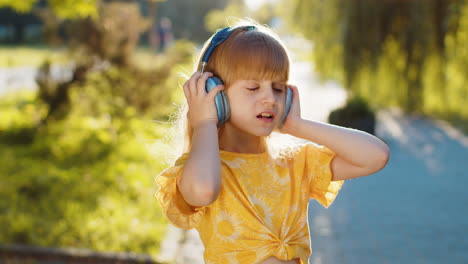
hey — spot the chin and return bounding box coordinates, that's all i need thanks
[228,118,277,136]
[251,127,275,137]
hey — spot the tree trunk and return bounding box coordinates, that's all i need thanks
[13,23,25,43]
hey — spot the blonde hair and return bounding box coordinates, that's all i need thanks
[167,18,298,163]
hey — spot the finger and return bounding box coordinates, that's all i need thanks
[288,84,299,98]
[189,71,202,96]
[182,80,190,99]
[288,84,301,110]
[197,72,213,95]
[207,84,225,99]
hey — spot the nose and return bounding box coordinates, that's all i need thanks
[261,88,276,106]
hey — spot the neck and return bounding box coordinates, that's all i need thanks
[218,124,266,154]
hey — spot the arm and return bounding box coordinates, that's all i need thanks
[177,71,224,207]
[178,121,221,207]
[281,85,390,181]
[289,119,389,181]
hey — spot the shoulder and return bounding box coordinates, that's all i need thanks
[274,142,324,160]
[156,153,189,180]
[295,142,334,158]
[274,142,336,167]
[163,152,255,172]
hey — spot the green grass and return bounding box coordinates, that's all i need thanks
[0,45,69,68]
[0,43,195,70]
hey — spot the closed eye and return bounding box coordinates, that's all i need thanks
[247,86,284,92]
[273,87,284,93]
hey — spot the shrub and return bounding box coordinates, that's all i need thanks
[0,91,171,257]
[328,95,376,135]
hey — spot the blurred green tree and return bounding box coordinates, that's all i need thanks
[0,0,195,255]
[157,0,230,43]
[292,0,467,131]
[35,1,193,123]
[0,0,165,23]
[0,0,99,18]
[0,0,39,13]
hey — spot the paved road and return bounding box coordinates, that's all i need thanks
[0,65,72,96]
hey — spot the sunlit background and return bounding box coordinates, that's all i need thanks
[0,0,467,263]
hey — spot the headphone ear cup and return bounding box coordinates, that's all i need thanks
[220,89,230,124]
[279,87,293,128]
[206,76,228,127]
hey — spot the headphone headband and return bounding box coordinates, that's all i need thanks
[200,25,256,72]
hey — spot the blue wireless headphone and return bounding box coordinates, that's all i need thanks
[201,25,293,128]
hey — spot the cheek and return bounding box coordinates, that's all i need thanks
[228,95,254,119]
[229,99,250,115]
[276,94,285,110]
[228,92,252,108]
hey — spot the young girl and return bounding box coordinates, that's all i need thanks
[155,20,390,264]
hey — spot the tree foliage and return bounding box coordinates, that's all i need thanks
[0,0,37,13]
[0,90,170,255]
[158,0,230,43]
[0,0,166,19]
[293,0,467,129]
[0,0,195,255]
[0,0,98,18]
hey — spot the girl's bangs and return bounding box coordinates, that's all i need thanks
[215,31,289,87]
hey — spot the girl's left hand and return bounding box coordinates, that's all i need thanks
[278,84,302,134]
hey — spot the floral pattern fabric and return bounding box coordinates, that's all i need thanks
[155,143,345,264]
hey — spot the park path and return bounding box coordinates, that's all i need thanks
[156,37,468,264]
[0,64,72,96]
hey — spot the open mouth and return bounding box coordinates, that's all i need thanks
[256,112,274,120]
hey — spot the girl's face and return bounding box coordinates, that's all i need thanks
[225,79,287,137]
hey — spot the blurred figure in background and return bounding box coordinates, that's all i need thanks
[152,16,173,53]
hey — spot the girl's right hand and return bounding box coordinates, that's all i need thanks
[183,71,225,129]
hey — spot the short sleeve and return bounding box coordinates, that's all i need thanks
[155,153,207,229]
[301,143,345,208]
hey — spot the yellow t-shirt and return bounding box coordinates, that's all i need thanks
[155,142,345,264]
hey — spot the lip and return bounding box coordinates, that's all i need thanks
[256,111,275,123]
[257,117,274,123]
[257,111,275,117]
